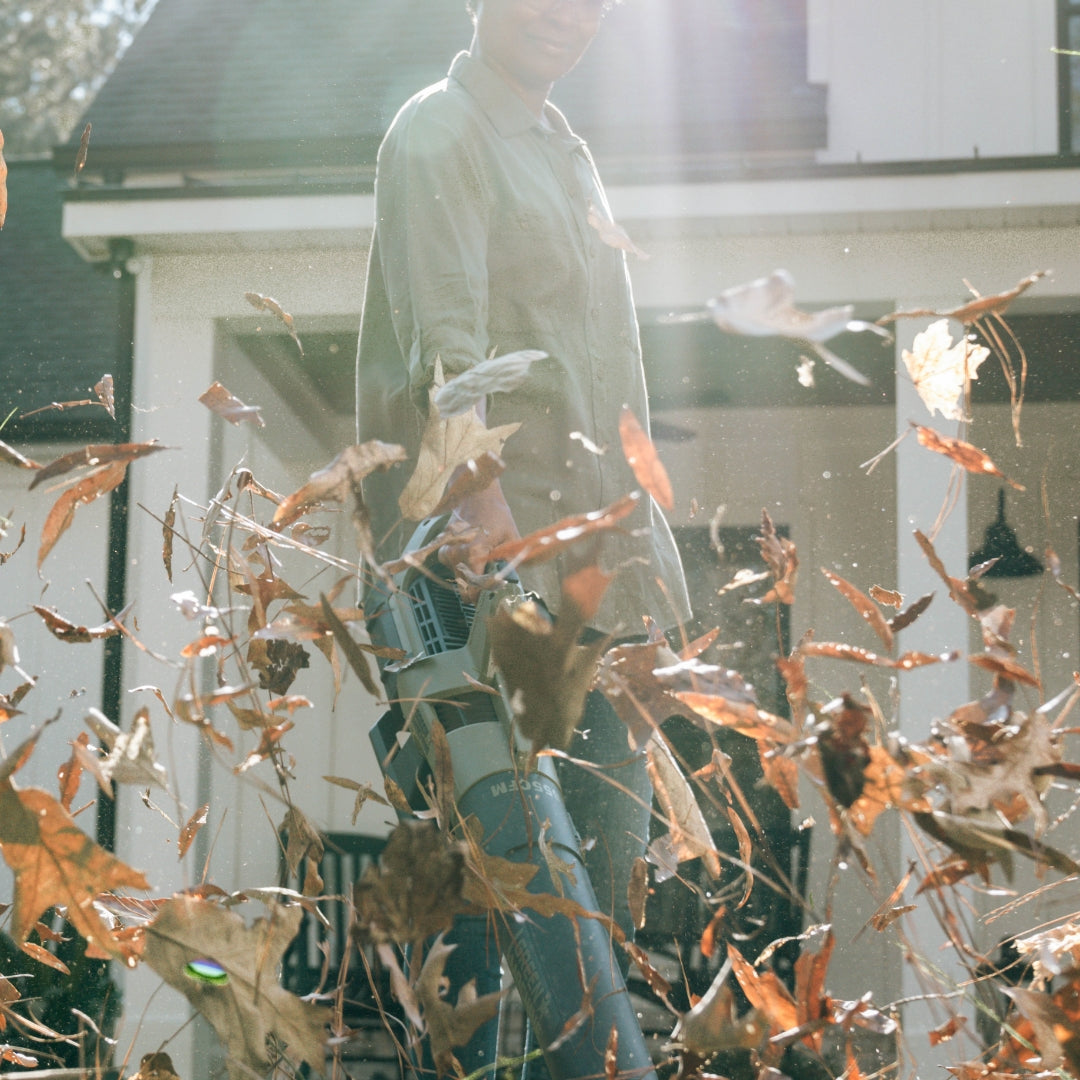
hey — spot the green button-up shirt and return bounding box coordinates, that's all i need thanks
[356,51,688,634]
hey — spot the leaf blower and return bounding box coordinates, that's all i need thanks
[367,515,658,1080]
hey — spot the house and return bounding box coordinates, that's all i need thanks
[6,0,1080,1074]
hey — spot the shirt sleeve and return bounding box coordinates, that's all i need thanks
[373,100,493,404]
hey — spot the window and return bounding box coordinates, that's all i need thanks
[1059,1,1080,152]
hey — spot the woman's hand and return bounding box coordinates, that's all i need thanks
[438,480,520,597]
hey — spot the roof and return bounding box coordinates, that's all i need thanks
[61,0,826,184]
[0,160,128,443]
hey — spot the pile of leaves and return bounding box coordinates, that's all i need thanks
[1,269,1079,1080]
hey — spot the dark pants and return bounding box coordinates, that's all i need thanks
[410,688,652,1080]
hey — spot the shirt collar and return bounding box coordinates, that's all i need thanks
[449,51,580,144]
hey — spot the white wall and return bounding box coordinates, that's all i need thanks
[808,0,1059,163]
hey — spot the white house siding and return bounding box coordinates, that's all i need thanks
[809,0,1059,163]
[0,445,111,898]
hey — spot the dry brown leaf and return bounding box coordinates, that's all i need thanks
[914,426,1022,488]
[244,291,304,356]
[869,585,903,607]
[85,707,169,790]
[428,451,505,517]
[968,653,1040,688]
[647,735,722,877]
[0,753,149,960]
[727,943,799,1038]
[94,373,115,419]
[0,438,40,470]
[74,122,91,179]
[143,897,328,1079]
[821,568,894,650]
[57,732,90,812]
[489,492,639,567]
[619,406,674,510]
[0,127,7,228]
[352,821,470,945]
[319,593,382,699]
[889,591,934,634]
[489,568,611,757]
[800,640,956,670]
[233,720,292,774]
[433,349,546,418]
[587,201,649,259]
[163,484,178,582]
[199,381,265,428]
[322,775,390,825]
[627,857,649,932]
[881,271,1048,327]
[751,508,798,605]
[399,361,521,520]
[37,460,122,567]
[415,935,504,1077]
[272,441,406,529]
[32,603,127,643]
[30,441,165,490]
[178,803,209,859]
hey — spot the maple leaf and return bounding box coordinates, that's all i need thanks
[0,739,150,961]
[199,381,264,428]
[488,567,611,758]
[415,935,504,1078]
[901,319,989,421]
[432,348,546,418]
[143,897,329,1079]
[399,360,521,521]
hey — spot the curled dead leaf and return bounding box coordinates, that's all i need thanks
[433,348,546,418]
[244,291,304,356]
[199,381,265,428]
[915,426,1022,488]
[619,406,674,510]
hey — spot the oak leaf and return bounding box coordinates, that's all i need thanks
[433,349,546,418]
[415,935,503,1078]
[352,821,470,945]
[143,897,328,1079]
[399,360,521,521]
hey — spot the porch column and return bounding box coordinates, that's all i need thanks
[894,308,973,1067]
